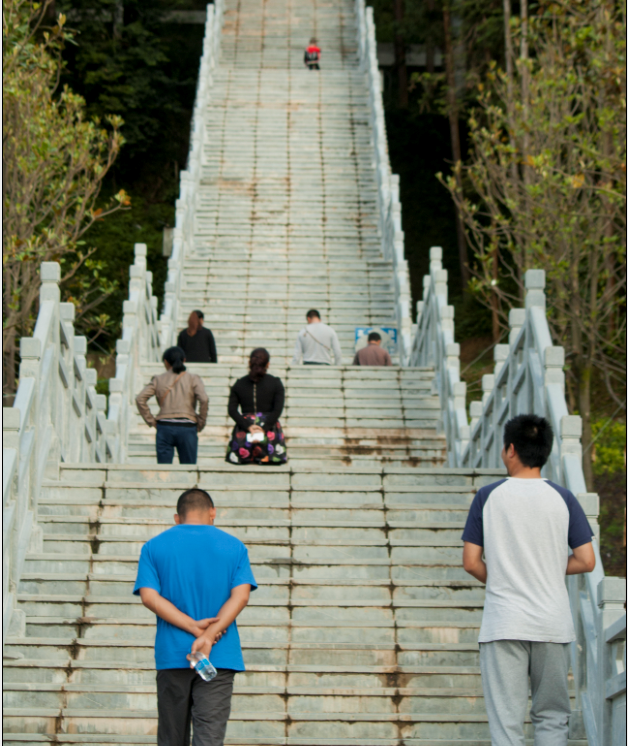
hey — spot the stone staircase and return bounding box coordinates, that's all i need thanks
[182,0,392,365]
[3,464,587,744]
[2,0,595,743]
[127,363,447,465]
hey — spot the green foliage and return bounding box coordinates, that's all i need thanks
[80,191,171,343]
[592,419,627,476]
[58,0,204,188]
[2,0,127,391]
[440,0,626,428]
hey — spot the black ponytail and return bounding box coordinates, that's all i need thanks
[163,346,187,374]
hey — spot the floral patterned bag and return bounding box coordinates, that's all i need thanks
[225,413,288,465]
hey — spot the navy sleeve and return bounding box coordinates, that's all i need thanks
[461,479,507,546]
[546,481,594,549]
[461,489,486,546]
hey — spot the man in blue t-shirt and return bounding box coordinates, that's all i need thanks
[134,488,257,746]
[462,414,595,746]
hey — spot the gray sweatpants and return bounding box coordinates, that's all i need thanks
[156,668,236,746]
[479,640,571,746]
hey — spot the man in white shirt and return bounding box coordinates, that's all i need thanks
[462,414,595,746]
[292,309,342,365]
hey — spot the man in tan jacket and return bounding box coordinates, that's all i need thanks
[136,346,208,464]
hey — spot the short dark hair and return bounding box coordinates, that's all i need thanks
[368,331,381,342]
[177,489,214,519]
[306,309,320,320]
[503,415,553,468]
[193,309,204,319]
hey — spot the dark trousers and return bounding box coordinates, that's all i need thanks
[156,423,198,464]
[307,63,320,69]
[157,668,236,746]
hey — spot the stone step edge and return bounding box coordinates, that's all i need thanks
[3,683,488,696]
[19,575,482,588]
[18,595,484,608]
[37,537,468,547]
[49,465,504,475]
[23,617,482,629]
[0,737,590,746]
[1,707,494,722]
[5,638,480,651]
[4,661,481,674]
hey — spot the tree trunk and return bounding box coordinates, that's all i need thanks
[520,0,529,275]
[3,266,15,393]
[443,3,469,288]
[425,0,435,73]
[393,0,409,108]
[491,247,500,342]
[578,365,595,491]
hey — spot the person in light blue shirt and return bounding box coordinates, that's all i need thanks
[134,488,257,746]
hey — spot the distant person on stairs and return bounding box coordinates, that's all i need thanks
[292,309,342,365]
[304,37,321,69]
[136,346,208,465]
[134,488,257,746]
[353,331,392,366]
[461,414,595,746]
[226,348,287,465]
[177,310,217,363]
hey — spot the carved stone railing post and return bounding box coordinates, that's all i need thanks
[409,257,626,745]
[2,262,103,647]
[106,243,161,461]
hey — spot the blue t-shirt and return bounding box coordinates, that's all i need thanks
[462,478,593,643]
[133,524,257,670]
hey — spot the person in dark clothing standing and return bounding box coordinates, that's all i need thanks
[226,348,287,465]
[177,310,217,363]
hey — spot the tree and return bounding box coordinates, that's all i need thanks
[2,0,127,394]
[440,0,627,487]
[58,0,204,191]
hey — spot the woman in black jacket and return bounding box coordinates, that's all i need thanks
[177,310,217,363]
[226,348,287,465]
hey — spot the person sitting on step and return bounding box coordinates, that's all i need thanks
[135,346,208,465]
[304,37,321,69]
[177,310,217,363]
[226,348,287,465]
[353,331,392,366]
[292,309,342,365]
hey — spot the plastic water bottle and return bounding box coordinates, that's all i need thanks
[189,652,217,682]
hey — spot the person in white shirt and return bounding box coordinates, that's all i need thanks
[462,414,595,746]
[292,309,342,365]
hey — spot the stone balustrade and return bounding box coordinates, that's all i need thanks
[411,245,627,746]
[106,243,161,462]
[159,0,224,351]
[355,0,412,363]
[2,263,107,644]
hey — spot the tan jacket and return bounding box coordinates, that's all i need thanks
[135,370,209,431]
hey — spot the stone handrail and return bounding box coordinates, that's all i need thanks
[107,243,161,463]
[410,245,627,745]
[2,263,107,645]
[105,2,223,459]
[159,0,223,351]
[355,0,412,363]
[410,247,469,464]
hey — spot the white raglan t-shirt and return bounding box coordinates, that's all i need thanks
[462,478,593,643]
